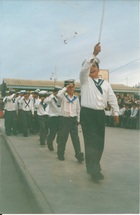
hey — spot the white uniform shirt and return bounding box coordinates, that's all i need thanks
[105,109,112,116]
[32,97,40,112]
[130,107,138,117]
[80,55,119,116]
[44,94,61,117]
[3,96,9,110]
[16,96,23,110]
[57,87,80,122]
[119,107,125,116]
[3,94,17,111]
[19,97,34,114]
[34,98,49,116]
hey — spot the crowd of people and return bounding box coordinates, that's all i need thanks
[105,95,140,130]
[3,89,139,141]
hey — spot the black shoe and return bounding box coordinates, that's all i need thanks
[75,152,84,163]
[91,174,100,183]
[91,172,104,182]
[47,143,54,151]
[98,172,104,180]
[23,134,28,137]
[58,155,65,161]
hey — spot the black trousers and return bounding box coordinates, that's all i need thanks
[38,115,49,144]
[57,116,81,157]
[17,109,23,133]
[128,117,137,129]
[5,110,17,135]
[32,111,39,133]
[22,110,32,136]
[80,107,105,174]
[47,116,61,145]
[122,116,129,128]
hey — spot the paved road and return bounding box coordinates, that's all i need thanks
[0,119,139,214]
[0,135,41,214]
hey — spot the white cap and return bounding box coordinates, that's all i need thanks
[34,89,40,93]
[20,90,27,94]
[39,90,48,95]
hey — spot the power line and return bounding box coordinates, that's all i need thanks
[110,58,140,73]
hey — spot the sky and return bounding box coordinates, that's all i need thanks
[0,0,139,87]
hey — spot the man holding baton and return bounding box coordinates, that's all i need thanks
[80,43,119,182]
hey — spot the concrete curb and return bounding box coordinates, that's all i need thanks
[1,129,54,214]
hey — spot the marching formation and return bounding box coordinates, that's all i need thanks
[2,43,139,182]
[3,81,84,163]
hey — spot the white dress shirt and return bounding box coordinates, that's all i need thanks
[44,94,61,117]
[3,94,17,111]
[57,87,80,122]
[119,107,125,116]
[130,107,138,117]
[105,109,112,116]
[80,55,119,116]
[17,96,23,110]
[32,97,41,112]
[34,98,49,116]
[19,97,34,114]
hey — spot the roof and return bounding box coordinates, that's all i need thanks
[111,84,139,93]
[2,78,139,93]
[2,78,80,90]
[3,78,62,87]
[111,84,136,90]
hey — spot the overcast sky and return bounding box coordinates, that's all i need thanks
[0,0,139,86]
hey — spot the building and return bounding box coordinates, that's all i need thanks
[0,78,139,98]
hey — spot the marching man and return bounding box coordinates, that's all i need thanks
[80,43,119,182]
[56,80,84,162]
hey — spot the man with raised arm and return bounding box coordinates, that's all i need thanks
[80,43,119,182]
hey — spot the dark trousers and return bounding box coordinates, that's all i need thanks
[80,107,105,174]
[128,117,137,129]
[47,116,61,146]
[57,116,81,157]
[32,111,39,133]
[17,109,23,133]
[4,110,8,133]
[38,115,49,144]
[122,116,129,128]
[22,110,32,136]
[5,110,17,135]
[118,115,123,127]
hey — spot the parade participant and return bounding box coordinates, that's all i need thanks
[44,86,62,151]
[3,91,10,134]
[56,80,84,162]
[34,90,49,145]
[19,91,34,137]
[32,89,40,133]
[16,90,26,134]
[80,43,119,182]
[3,89,18,136]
